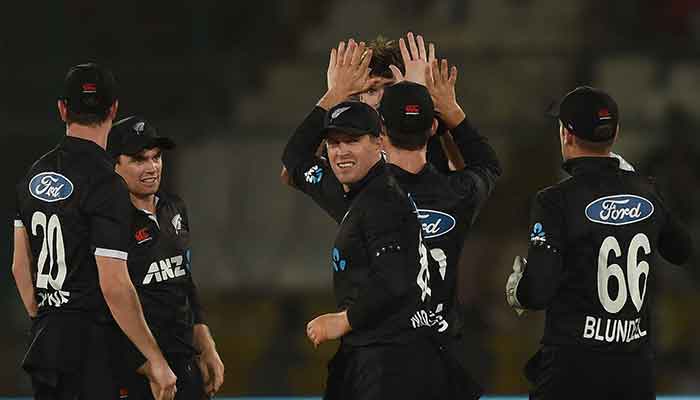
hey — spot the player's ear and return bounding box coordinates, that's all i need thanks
[429,118,438,137]
[108,100,119,121]
[57,100,68,122]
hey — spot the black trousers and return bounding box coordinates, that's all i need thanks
[26,314,119,400]
[324,337,481,400]
[119,354,206,400]
[526,346,655,400]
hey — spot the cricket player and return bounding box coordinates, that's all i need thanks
[283,40,451,399]
[108,116,224,399]
[506,86,694,399]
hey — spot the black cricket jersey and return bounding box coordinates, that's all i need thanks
[283,107,429,346]
[126,192,204,356]
[517,157,693,353]
[387,118,501,338]
[15,136,132,317]
[283,107,501,339]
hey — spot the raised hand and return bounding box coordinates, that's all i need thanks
[426,58,465,128]
[324,39,373,99]
[389,32,432,86]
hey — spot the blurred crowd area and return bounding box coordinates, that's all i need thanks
[1,0,700,395]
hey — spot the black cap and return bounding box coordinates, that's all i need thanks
[107,116,175,158]
[550,86,619,142]
[323,101,382,137]
[379,81,434,135]
[62,63,117,114]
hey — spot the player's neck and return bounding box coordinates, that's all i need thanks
[565,147,611,160]
[384,147,427,174]
[66,123,111,150]
[131,193,157,214]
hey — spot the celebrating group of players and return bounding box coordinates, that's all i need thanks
[11,30,696,400]
[281,32,695,400]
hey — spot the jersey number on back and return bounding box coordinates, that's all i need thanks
[417,239,448,302]
[31,211,68,291]
[597,233,650,314]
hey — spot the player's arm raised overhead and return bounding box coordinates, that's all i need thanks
[281,39,373,222]
[426,58,502,211]
[12,219,37,318]
[88,174,177,399]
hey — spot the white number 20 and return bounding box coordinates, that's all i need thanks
[31,211,68,291]
[597,233,650,314]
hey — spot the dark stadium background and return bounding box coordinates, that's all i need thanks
[1,0,699,397]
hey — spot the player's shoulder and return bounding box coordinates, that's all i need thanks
[532,182,568,211]
[157,191,189,215]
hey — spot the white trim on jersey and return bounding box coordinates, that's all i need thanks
[14,219,24,228]
[94,248,129,260]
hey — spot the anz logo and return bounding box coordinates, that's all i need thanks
[585,194,654,226]
[29,172,74,202]
[417,209,456,239]
[142,255,187,284]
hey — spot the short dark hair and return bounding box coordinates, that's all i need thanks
[573,125,615,153]
[367,36,404,79]
[64,101,113,127]
[384,126,430,151]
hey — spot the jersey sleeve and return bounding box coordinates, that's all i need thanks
[281,106,348,223]
[346,196,420,330]
[517,187,565,310]
[14,184,25,228]
[84,174,133,260]
[443,118,502,221]
[655,186,694,266]
[176,198,206,324]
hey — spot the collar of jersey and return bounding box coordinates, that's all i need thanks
[385,162,431,181]
[61,136,111,160]
[345,159,385,199]
[562,156,621,175]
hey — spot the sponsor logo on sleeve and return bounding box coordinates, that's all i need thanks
[530,222,547,243]
[585,194,654,226]
[417,209,456,239]
[331,248,347,272]
[304,165,324,184]
[29,172,74,202]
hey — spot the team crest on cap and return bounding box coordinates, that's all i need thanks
[598,108,612,120]
[133,121,145,134]
[405,104,420,115]
[82,83,97,93]
[331,106,352,120]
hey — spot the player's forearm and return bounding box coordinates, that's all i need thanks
[12,261,37,317]
[438,132,466,171]
[99,268,165,363]
[517,247,563,310]
[281,107,326,173]
[451,118,501,176]
[193,323,216,354]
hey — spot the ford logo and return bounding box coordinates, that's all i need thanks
[417,209,456,239]
[29,172,74,203]
[585,194,654,226]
